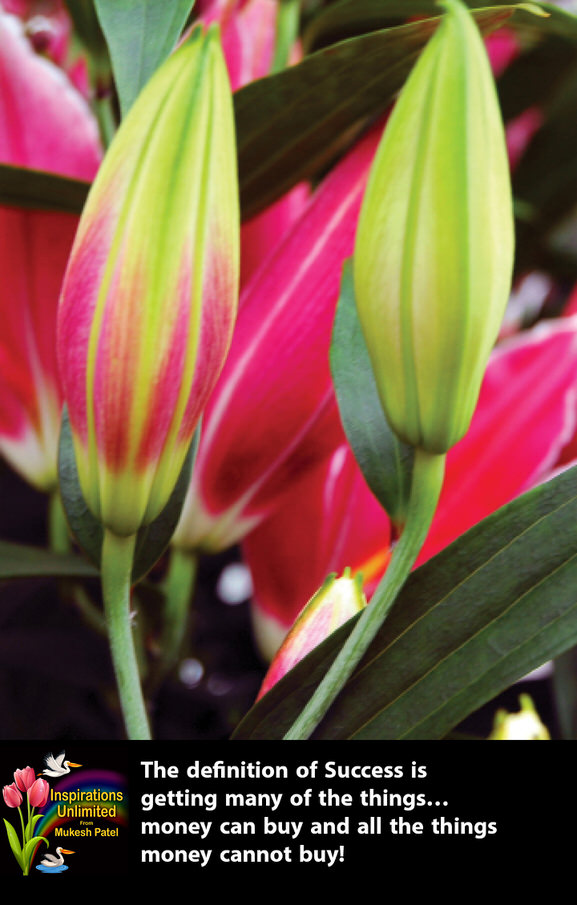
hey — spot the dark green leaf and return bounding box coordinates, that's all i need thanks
[513,60,577,233]
[94,0,196,117]
[330,260,413,526]
[0,165,89,214]
[233,465,577,740]
[58,407,200,583]
[236,7,519,219]
[0,542,97,580]
[304,1,577,51]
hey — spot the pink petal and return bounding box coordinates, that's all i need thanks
[0,11,100,178]
[0,11,101,487]
[240,183,310,288]
[174,124,384,551]
[506,107,543,171]
[418,317,577,564]
[485,28,520,78]
[245,444,390,659]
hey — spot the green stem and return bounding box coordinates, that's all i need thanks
[101,529,151,740]
[284,447,446,740]
[161,547,198,673]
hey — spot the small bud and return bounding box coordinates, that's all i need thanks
[489,694,550,740]
[257,571,367,699]
[354,0,514,454]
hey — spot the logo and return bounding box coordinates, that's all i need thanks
[2,748,128,875]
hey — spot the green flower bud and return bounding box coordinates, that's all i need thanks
[353,0,514,454]
[489,694,550,740]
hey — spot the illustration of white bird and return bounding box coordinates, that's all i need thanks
[40,848,75,869]
[40,752,82,778]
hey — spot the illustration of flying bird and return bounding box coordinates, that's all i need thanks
[41,752,82,778]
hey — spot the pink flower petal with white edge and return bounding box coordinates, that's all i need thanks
[0,11,101,488]
[173,124,384,553]
[0,11,101,177]
[418,316,577,565]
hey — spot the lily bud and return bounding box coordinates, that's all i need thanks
[354,0,514,454]
[58,26,239,537]
[257,571,367,699]
[489,694,550,740]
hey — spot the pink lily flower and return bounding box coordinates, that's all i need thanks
[417,316,577,565]
[172,123,383,553]
[3,782,22,808]
[0,11,101,491]
[1,0,91,96]
[13,766,35,792]
[247,316,577,666]
[27,777,49,808]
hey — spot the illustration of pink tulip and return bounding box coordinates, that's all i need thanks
[172,123,383,555]
[13,767,35,793]
[0,11,101,494]
[57,25,239,739]
[3,765,49,874]
[3,783,22,808]
[27,778,49,808]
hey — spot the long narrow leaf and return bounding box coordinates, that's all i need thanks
[0,542,98,580]
[304,1,577,50]
[0,166,89,214]
[233,465,577,740]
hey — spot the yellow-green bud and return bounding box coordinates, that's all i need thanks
[489,694,550,740]
[353,0,514,454]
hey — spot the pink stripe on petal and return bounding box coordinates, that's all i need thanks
[240,183,310,288]
[136,282,194,469]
